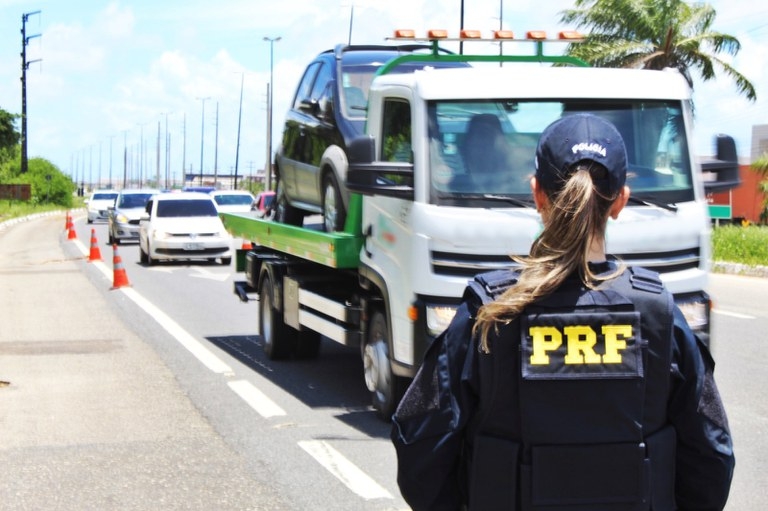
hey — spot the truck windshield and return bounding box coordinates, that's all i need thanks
[429,100,693,207]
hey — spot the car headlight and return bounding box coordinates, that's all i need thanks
[425,304,458,337]
[152,230,171,240]
[116,213,129,223]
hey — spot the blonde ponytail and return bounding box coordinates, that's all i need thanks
[473,162,624,352]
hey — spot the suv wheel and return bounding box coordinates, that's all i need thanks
[322,173,346,232]
[274,178,303,226]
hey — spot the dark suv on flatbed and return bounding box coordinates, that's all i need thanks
[274,44,465,232]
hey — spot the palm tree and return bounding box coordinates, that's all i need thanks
[560,0,756,102]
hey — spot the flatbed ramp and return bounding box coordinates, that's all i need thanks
[220,213,364,269]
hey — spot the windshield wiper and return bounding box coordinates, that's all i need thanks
[627,196,678,212]
[437,192,535,208]
[482,194,535,208]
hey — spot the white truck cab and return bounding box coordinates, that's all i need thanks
[348,61,737,374]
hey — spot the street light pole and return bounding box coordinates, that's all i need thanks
[263,36,281,191]
[196,96,211,187]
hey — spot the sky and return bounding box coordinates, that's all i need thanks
[1,0,766,188]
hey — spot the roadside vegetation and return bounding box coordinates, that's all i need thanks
[711,224,768,267]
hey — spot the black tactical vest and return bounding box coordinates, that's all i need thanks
[464,266,676,511]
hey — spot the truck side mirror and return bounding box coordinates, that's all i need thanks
[346,136,414,200]
[701,134,740,194]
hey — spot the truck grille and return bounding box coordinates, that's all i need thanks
[431,247,700,279]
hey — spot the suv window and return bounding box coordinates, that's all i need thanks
[382,99,412,163]
[293,62,321,109]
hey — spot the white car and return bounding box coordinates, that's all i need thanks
[85,190,119,223]
[210,190,256,214]
[138,192,232,265]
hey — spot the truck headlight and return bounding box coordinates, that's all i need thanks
[677,299,709,332]
[425,304,458,337]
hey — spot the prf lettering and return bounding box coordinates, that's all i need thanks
[528,324,632,365]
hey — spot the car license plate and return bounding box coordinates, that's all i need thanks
[184,243,202,251]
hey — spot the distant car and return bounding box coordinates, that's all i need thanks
[210,190,256,214]
[253,190,276,218]
[274,44,468,231]
[85,190,118,223]
[138,192,232,266]
[107,188,161,244]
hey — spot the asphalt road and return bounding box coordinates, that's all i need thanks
[1,212,766,510]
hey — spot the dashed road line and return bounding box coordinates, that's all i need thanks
[74,231,396,505]
[299,440,393,500]
[228,379,286,418]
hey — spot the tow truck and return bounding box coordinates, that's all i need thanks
[222,29,739,420]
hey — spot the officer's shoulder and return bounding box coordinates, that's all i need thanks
[622,266,666,295]
[464,269,520,305]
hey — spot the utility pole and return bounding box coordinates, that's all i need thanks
[122,130,128,188]
[214,101,219,188]
[182,113,187,185]
[156,120,161,187]
[20,10,41,174]
[263,36,281,191]
[108,135,115,188]
[196,96,210,186]
[234,72,244,189]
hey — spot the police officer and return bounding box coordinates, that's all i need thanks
[391,113,734,511]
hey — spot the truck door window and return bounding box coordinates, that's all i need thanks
[382,99,412,163]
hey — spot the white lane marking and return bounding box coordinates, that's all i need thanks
[73,235,233,374]
[713,309,756,320]
[298,440,393,500]
[228,379,286,418]
[121,287,233,374]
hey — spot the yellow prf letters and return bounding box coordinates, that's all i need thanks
[529,324,632,365]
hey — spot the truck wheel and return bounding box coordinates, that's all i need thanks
[363,310,407,420]
[259,274,297,360]
[274,179,303,226]
[322,173,346,232]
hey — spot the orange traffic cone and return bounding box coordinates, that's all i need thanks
[67,217,77,240]
[65,211,71,231]
[88,229,102,262]
[110,244,131,289]
[241,239,253,250]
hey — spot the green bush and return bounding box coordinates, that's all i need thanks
[711,225,768,266]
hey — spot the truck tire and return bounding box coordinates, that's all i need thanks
[322,173,346,232]
[259,274,297,360]
[363,309,407,420]
[274,179,303,227]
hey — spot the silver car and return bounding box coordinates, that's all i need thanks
[108,189,160,244]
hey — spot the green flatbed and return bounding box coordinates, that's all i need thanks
[220,211,364,269]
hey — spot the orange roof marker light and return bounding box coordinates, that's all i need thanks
[494,30,515,40]
[559,30,585,40]
[460,29,482,39]
[427,29,448,39]
[526,30,547,40]
[394,29,415,39]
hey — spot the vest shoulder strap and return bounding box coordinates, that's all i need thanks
[464,269,520,307]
